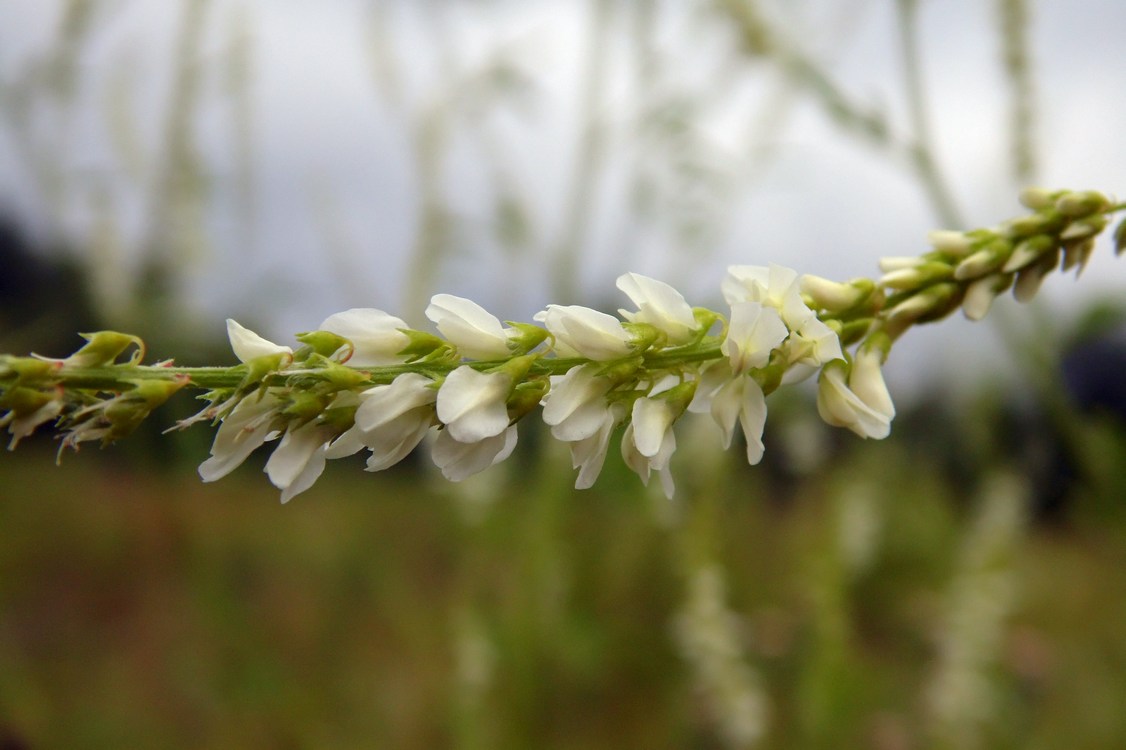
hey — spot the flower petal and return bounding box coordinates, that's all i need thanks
[426,294,511,360]
[319,308,410,366]
[226,319,292,362]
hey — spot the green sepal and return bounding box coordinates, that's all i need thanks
[3,357,60,385]
[396,329,449,360]
[240,352,291,389]
[282,392,331,423]
[1115,218,1126,257]
[622,322,663,352]
[505,322,550,354]
[594,357,643,385]
[0,386,56,415]
[652,380,697,420]
[507,378,550,421]
[295,330,353,360]
[66,331,146,367]
[692,307,721,337]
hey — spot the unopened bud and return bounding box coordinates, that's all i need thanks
[1061,238,1096,275]
[927,230,974,257]
[879,261,953,290]
[1013,247,1060,302]
[1059,214,1108,241]
[962,274,1013,321]
[1018,186,1056,210]
[507,378,550,421]
[886,282,962,327]
[954,238,1011,281]
[800,275,873,312]
[1056,190,1110,218]
[1002,234,1055,273]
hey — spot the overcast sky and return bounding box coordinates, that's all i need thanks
[1,0,1124,393]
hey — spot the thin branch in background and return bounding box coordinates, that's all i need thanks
[548,0,614,304]
[997,0,1037,185]
[222,1,257,261]
[138,0,212,326]
[894,0,964,228]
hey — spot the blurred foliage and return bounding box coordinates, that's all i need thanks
[2,369,1126,748]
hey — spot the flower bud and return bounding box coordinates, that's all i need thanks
[1059,214,1107,241]
[1013,247,1060,302]
[953,238,1011,281]
[1056,190,1109,218]
[1018,186,1055,210]
[879,261,953,290]
[885,282,962,329]
[506,378,550,421]
[1002,234,1055,273]
[1115,218,1126,257]
[800,275,874,312]
[962,274,1013,321]
[927,230,974,257]
[1060,238,1096,275]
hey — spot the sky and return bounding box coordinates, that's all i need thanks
[1,0,1125,395]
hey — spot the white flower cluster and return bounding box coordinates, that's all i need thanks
[196,266,895,502]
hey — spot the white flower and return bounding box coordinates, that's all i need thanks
[426,294,513,360]
[621,393,680,498]
[319,308,410,366]
[534,305,633,360]
[722,264,815,330]
[541,364,615,441]
[816,349,895,439]
[710,372,768,465]
[432,425,518,481]
[198,392,285,482]
[722,301,788,375]
[436,366,511,443]
[616,272,699,345]
[225,319,292,362]
[568,404,624,489]
[325,372,437,470]
[781,316,844,384]
[265,419,333,503]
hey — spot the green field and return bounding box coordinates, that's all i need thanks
[2,404,1125,749]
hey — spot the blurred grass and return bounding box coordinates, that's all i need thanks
[1,411,1125,749]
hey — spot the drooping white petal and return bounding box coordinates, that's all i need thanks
[621,421,676,498]
[570,405,623,489]
[319,308,410,366]
[816,359,893,440]
[849,348,895,422]
[278,444,327,504]
[265,420,330,491]
[631,396,678,459]
[534,305,633,360]
[323,372,437,467]
[431,425,518,481]
[426,294,511,360]
[436,366,511,443]
[198,393,283,482]
[722,302,788,375]
[616,272,699,345]
[353,373,437,433]
[541,364,615,442]
[226,319,292,362]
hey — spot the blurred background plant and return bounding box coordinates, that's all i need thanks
[2,0,1126,747]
